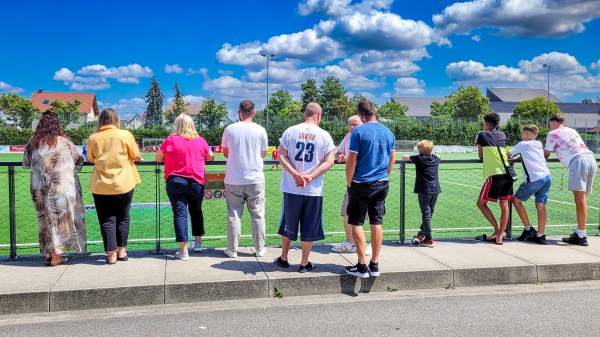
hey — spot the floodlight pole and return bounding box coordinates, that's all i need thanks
[261,53,276,129]
[543,64,551,125]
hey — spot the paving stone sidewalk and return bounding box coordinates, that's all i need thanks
[2,235,600,315]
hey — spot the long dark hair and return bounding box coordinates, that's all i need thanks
[28,110,68,150]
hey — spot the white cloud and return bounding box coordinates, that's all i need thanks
[165,95,206,105]
[518,52,587,75]
[53,68,110,90]
[592,60,600,70]
[164,64,184,74]
[0,81,24,94]
[471,35,481,42]
[433,0,600,38]
[339,49,428,76]
[445,52,600,98]
[298,0,393,17]
[263,28,344,63]
[322,12,439,51]
[187,68,208,76]
[53,64,153,90]
[216,42,265,66]
[446,60,528,85]
[393,77,425,96]
[76,64,153,83]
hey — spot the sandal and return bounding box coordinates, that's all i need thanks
[106,256,117,265]
[45,257,52,266]
[117,254,129,261]
[49,257,68,267]
[475,234,488,241]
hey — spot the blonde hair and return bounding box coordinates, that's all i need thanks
[97,108,120,132]
[172,114,199,140]
[522,124,539,138]
[416,140,434,155]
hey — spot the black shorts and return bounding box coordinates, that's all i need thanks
[347,180,389,226]
[479,174,514,202]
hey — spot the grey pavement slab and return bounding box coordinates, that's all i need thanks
[0,255,69,314]
[164,247,268,304]
[362,243,454,293]
[49,251,166,311]
[259,245,361,297]
[414,239,538,286]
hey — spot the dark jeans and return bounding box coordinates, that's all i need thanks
[166,175,205,242]
[418,193,439,240]
[93,190,134,252]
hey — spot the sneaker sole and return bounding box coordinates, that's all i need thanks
[345,269,369,278]
[369,271,380,277]
[331,249,356,253]
[193,248,203,252]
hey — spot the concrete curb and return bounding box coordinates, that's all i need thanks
[2,236,600,315]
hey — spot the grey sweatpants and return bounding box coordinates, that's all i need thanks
[225,182,266,252]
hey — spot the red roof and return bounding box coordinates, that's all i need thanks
[30,92,99,114]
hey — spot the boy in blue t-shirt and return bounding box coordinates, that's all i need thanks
[402,140,441,247]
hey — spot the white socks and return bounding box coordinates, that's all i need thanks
[576,229,587,238]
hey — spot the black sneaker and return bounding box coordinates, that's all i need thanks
[528,234,548,245]
[298,262,315,273]
[517,227,537,241]
[275,257,290,268]
[345,263,369,278]
[562,232,588,246]
[368,261,380,277]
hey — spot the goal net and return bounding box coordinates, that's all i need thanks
[141,138,164,153]
[395,140,418,153]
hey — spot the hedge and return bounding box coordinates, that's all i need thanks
[0,118,551,148]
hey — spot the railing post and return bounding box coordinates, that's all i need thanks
[153,162,163,254]
[8,165,19,261]
[399,162,406,244]
[507,161,515,239]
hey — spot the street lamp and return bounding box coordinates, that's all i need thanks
[261,53,275,129]
[543,64,551,125]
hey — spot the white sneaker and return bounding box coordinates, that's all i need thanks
[365,244,372,256]
[223,249,237,258]
[331,241,356,253]
[255,248,267,257]
[193,242,203,252]
[175,251,189,261]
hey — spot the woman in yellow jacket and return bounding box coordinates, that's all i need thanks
[87,108,142,264]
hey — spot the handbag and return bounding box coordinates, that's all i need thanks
[491,131,518,182]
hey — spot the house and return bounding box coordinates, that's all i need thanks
[391,88,600,129]
[122,114,145,130]
[30,90,99,126]
[164,103,203,117]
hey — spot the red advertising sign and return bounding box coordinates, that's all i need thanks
[9,146,25,152]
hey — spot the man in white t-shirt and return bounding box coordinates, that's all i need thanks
[507,124,552,245]
[221,100,269,258]
[544,113,597,246]
[274,102,335,273]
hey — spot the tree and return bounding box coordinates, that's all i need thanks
[145,77,164,127]
[378,101,408,117]
[430,100,455,117]
[512,96,561,120]
[329,96,355,117]
[0,93,40,129]
[196,98,227,130]
[581,96,600,103]
[165,82,185,125]
[267,89,294,115]
[280,102,303,116]
[319,76,346,115]
[350,93,367,106]
[49,99,82,129]
[451,86,491,118]
[300,79,320,110]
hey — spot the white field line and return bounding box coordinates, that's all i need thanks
[440,179,600,210]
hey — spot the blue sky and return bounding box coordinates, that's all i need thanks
[2,0,600,119]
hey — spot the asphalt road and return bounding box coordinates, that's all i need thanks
[1,281,599,336]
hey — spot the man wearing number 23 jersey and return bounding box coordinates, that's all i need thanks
[275,102,335,273]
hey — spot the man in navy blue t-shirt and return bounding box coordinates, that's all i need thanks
[344,99,395,279]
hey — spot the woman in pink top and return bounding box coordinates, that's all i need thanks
[155,114,214,260]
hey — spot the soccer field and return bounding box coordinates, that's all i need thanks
[1,152,599,256]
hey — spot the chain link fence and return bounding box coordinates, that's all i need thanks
[1,158,599,259]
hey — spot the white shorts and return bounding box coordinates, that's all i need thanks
[568,154,597,193]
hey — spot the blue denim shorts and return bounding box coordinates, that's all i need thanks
[514,174,552,204]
